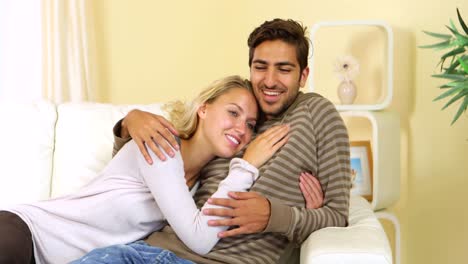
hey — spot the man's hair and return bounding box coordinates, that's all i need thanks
[248,18,310,72]
[163,75,254,139]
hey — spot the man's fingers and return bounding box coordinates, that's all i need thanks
[157,116,180,137]
[207,198,238,208]
[218,227,248,238]
[207,218,236,227]
[159,128,180,151]
[151,132,175,158]
[145,138,167,162]
[145,130,176,159]
[227,191,261,200]
[203,207,235,217]
[135,140,154,164]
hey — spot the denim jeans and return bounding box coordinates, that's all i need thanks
[70,240,195,264]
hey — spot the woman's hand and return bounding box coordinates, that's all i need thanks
[300,172,324,209]
[121,109,179,164]
[242,124,289,168]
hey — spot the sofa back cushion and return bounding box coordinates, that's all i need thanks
[51,102,164,197]
[0,101,57,207]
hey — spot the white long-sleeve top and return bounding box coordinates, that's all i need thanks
[6,140,258,264]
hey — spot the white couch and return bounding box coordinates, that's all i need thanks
[0,100,392,264]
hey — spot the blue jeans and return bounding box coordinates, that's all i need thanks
[70,241,195,264]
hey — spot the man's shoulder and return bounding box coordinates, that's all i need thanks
[295,92,337,113]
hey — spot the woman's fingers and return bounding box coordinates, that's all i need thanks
[256,124,289,145]
[300,172,324,209]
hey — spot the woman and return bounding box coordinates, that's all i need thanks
[0,75,290,264]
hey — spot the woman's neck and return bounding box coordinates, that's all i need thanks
[180,134,214,186]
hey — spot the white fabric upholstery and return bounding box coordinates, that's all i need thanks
[51,102,164,197]
[0,100,393,264]
[0,101,56,207]
[300,195,392,264]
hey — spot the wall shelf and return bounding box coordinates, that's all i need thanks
[341,110,400,211]
[309,20,394,111]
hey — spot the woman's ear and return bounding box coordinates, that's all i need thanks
[197,103,207,119]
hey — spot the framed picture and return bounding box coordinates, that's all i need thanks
[350,141,373,201]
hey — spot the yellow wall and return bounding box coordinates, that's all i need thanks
[89,0,468,263]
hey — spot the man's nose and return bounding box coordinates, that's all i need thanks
[264,69,277,88]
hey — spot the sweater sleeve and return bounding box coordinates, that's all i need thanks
[112,119,131,157]
[264,98,351,246]
[136,142,259,255]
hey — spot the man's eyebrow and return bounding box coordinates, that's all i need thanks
[252,59,267,64]
[276,62,296,67]
[252,59,296,67]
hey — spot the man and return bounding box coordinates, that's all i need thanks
[109,18,350,263]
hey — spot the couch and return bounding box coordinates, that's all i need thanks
[0,100,392,264]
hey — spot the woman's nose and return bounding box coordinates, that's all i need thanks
[235,121,246,135]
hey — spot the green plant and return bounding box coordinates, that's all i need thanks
[420,8,468,125]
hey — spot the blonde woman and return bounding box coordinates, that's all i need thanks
[0,75,291,264]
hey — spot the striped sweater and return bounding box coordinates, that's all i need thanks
[115,92,351,264]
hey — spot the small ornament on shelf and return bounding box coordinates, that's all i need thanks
[334,55,360,104]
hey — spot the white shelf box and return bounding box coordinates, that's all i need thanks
[341,111,400,211]
[309,21,394,111]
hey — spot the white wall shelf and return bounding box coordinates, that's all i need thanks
[341,110,400,211]
[309,20,394,111]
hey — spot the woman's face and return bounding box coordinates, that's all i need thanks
[198,87,258,158]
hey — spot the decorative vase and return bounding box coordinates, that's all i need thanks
[337,80,357,104]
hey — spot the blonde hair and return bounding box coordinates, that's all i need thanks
[162,75,253,139]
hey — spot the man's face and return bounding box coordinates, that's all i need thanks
[250,40,309,120]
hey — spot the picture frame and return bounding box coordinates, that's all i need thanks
[350,140,373,201]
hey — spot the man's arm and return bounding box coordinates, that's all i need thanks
[203,172,323,238]
[112,109,179,162]
[205,97,351,246]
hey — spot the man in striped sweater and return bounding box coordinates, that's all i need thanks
[113,18,351,263]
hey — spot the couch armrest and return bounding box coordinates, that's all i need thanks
[300,195,392,264]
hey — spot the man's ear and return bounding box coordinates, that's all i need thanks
[197,103,207,119]
[299,67,310,88]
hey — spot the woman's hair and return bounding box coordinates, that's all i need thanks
[162,75,253,139]
[247,18,310,73]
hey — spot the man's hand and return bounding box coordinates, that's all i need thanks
[121,109,179,164]
[300,172,324,209]
[203,192,270,238]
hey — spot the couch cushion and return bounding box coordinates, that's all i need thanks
[0,101,56,207]
[300,195,392,264]
[51,102,165,197]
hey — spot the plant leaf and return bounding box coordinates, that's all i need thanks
[451,96,468,125]
[441,89,468,109]
[434,86,464,101]
[457,8,468,35]
[453,32,468,45]
[441,46,465,60]
[445,59,461,73]
[458,57,468,74]
[431,73,466,80]
[449,19,460,34]
[444,80,468,88]
[439,84,453,88]
[419,40,452,49]
[422,30,452,39]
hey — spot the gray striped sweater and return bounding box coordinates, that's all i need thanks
[116,92,351,264]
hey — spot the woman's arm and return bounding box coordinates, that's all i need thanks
[136,141,258,255]
[136,124,289,255]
